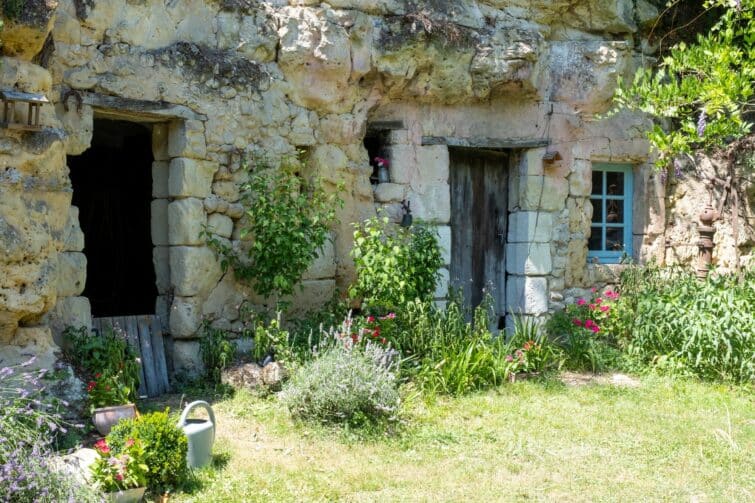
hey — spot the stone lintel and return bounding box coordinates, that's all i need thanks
[422,136,549,150]
[78,90,207,122]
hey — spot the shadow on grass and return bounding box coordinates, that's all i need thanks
[180,452,232,495]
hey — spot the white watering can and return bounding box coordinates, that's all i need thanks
[177,401,216,469]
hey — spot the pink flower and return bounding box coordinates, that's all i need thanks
[572,318,583,327]
[591,287,597,293]
[600,305,610,312]
[605,290,619,300]
[589,304,596,310]
[374,156,389,167]
[125,438,135,447]
[595,298,602,304]
[590,325,600,334]
[94,439,110,454]
[115,473,124,481]
[576,298,587,306]
[381,312,396,320]
[505,355,514,362]
[584,319,597,329]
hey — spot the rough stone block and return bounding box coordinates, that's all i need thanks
[43,296,92,346]
[206,213,233,238]
[435,225,451,265]
[170,246,222,297]
[212,181,240,202]
[153,246,170,295]
[505,276,548,315]
[171,339,203,378]
[412,183,451,224]
[302,239,336,280]
[385,144,416,185]
[151,199,169,246]
[416,145,450,186]
[57,252,87,297]
[519,147,546,176]
[284,280,336,319]
[168,120,207,159]
[62,206,85,252]
[507,211,553,243]
[505,243,552,275]
[170,296,203,338]
[373,183,406,203]
[152,123,170,161]
[169,158,218,198]
[435,267,450,299]
[168,198,206,246]
[203,273,246,321]
[520,175,569,211]
[152,161,170,198]
[569,160,592,196]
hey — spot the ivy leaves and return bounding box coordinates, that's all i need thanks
[614,0,754,168]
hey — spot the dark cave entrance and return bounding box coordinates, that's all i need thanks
[68,119,157,317]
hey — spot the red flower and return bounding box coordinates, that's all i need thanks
[380,338,387,345]
[372,327,381,338]
[87,381,96,392]
[523,340,534,351]
[595,298,603,304]
[351,334,359,344]
[94,439,110,454]
[572,318,583,327]
[94,373,102,379]
[600,305,610,312]
[115,473,124,481]
[366,316,375,324]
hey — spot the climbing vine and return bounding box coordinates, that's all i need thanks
[614,0,754,169]
[203,151,343,302]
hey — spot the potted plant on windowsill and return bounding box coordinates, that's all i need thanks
[91,438,149,503]
[88,370,137,436]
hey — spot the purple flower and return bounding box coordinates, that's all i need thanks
[697,109,707,137]
[673,158,684,178]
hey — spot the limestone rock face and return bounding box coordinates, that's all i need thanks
[0,0,59,59]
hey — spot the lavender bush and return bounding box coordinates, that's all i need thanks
[281,343,400,427]
[0,358,102,502]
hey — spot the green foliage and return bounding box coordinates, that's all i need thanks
[613,0,754,168]
[281,344,401,427]
[198,321,237,384]
[91,437,149,492]
[546,293,623,372]
[86,371,134,412]
[388,297,549,395]
[609,265,755,382]
[251,313,297,367]
[2,0,24,20]
[204,152,342,301]
[350,217,443,311]
[508,314,565,374]
[63,325,140,403]
[107,410,189,492]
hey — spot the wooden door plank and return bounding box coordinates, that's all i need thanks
[137,315,159,397]
[150,316,170,394]
[122,316,147,398]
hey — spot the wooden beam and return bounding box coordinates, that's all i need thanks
[75,90,207,122]
[422,136,549,149]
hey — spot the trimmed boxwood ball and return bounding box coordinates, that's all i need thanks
[107,409,188,492]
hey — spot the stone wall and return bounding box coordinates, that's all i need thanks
[5,0,748,378]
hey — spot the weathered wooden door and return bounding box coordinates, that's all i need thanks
[450,149,508,323]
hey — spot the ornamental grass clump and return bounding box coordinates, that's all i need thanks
[281,343,400,427]
[0,358,102,502]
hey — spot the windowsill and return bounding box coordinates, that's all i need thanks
[586,260,630,284]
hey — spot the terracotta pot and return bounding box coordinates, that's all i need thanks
[106,486,146,503]
[92,403,137,436]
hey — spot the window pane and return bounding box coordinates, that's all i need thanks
[606,171,624,196]
[591,198,603,223]
[588,227,602,251]
[606,227,624,251]
[605,199,624,224]
[591,171,603,196]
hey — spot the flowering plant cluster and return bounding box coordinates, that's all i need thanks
[569,288,620,335]
[325,312,398,351]
[90,437,149,492]
[87,370,133,412]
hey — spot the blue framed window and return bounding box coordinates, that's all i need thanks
[588,163,633,264]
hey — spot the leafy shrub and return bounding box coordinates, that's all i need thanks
[107,410,188,492]
[198,321,237,383]
[63,325,140,403]
[204,152,342,301]
[281,344,400,427]
[91,437,148,492]
[86,370,134,412]
[609,265,755,382]
[508,314,564,374]
[546,291,622,372]
[350,217,443,311]
[0,360,101,502]
[390,297,515,395]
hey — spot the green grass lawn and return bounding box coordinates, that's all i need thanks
[173,376,754,502]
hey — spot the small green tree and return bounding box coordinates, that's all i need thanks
[350,216,443,311]
[613,0,754,168]
[204,152,342,302]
